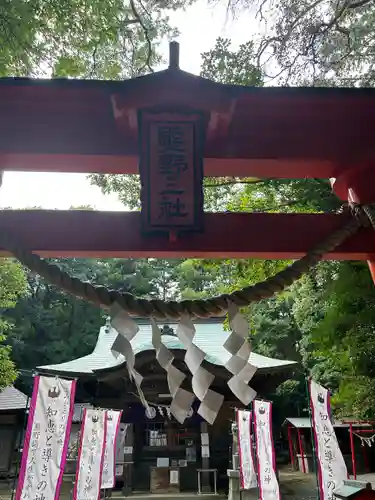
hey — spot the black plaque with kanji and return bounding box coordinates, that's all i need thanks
[139,110,204,234]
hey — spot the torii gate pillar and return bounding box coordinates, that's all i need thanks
[331,166,375,284]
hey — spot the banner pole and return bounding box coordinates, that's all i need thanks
[305,376,320,500]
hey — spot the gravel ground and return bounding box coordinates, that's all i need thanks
[278,470,319,500]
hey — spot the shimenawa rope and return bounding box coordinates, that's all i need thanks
[0,196,371,319]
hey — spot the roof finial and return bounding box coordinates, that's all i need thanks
[169,41,180,70]
[104,316,111,333]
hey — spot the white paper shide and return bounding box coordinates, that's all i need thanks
[225,303,257,406]
[73,409,107,500]
[310,380,347,500]
[111,302,258,425]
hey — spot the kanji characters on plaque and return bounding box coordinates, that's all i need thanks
[139,111,204,233]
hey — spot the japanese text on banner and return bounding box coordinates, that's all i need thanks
[310,380,347,500]
[16,375,76,500]
[73,409,107,500]
[253,401,280,500]
[237,410,257,490]
[101,410,122,489]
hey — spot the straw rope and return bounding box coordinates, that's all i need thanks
[0,198,370,319]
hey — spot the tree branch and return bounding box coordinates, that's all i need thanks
[348,0,374,8]
[128,0,154,74]
[204,178,273,188]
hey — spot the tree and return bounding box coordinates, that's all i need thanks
[0,0,184,79]
[5,255,217,379]
[297,261,375,418]
[226,0,375,85]
[0,259,28,389]
[5,257,172,371]
[200,37,262,86]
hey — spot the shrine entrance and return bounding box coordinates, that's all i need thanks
[38,317,296,495]
[1,41,375,499]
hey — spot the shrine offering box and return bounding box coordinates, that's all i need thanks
[150,466,180,493]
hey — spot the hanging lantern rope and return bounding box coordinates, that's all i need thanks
[0,192,373,319]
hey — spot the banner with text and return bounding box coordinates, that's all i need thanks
[16,375,76,500]
[310,379,347,500]
[101,410,123,489]
[253,400,280,500]
[73,409,107,500]
[237,409,257,489]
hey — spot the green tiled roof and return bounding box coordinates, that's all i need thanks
[38,320,297,376]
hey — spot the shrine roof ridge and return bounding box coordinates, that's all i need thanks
[1,71,375,98]
[0,386,28,411]
[37,320,297,377]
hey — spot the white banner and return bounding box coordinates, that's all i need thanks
[101,410,122,489]
[73,409,107,500]
[253,400,280,500]
[310,379,347,500]
[237,410,257,489]
[16,375,76,500]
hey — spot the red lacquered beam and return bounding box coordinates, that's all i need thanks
[0,211,373,260]
[1,77,375,179]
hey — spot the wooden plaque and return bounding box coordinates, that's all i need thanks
[139,110,204,234]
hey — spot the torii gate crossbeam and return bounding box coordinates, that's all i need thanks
[1,43,375,277]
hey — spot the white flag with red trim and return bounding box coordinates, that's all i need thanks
[253,400,280,500]
[236,409,257,489]
[309,379,347,500]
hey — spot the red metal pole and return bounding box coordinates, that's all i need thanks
[297,428,306,473]
[287,426,295,469]
[349,423,357,479]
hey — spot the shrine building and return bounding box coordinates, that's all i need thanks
[37,317,296,495]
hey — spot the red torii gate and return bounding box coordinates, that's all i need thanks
[0,43,375,281]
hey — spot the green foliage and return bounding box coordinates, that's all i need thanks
[6,257,172,370]
[200,37,262,86]
[304,262,375,417]
[0,0,183,79]
[4,256,218,379]
[226,0,375,85]
[0,259,28,389]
